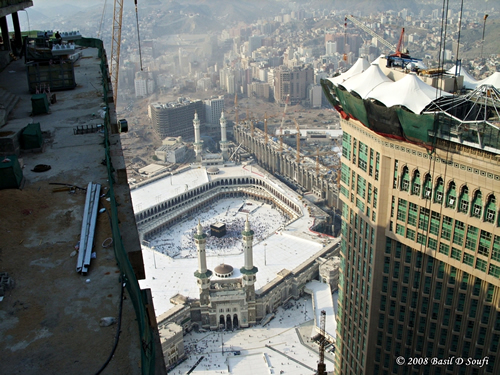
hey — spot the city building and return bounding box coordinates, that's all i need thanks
[155,143,186,164]
[134,70,155,98]
[248,82,271,101]
[322,58,500,375]
[204,95,225,125]
[274,65,314,105]
[149,98,204,138]
[158,322,186,371]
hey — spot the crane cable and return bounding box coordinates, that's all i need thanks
[134,0,143,71]
[97,0,108,39]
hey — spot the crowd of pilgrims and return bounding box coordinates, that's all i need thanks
[148,199,286,258]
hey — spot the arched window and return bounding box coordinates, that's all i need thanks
[434,177,444,204]
[458,186,470,214]
[400,166,410,192]
[446,181,457,208]
[411,170,421,196]
[485,195,497,223]
[471,190,483,218]
[423,173,432,199]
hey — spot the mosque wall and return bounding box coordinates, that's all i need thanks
[233,124,341,209]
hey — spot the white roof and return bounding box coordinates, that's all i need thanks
[138,163,168,175]
[367,73,447,114]
[341,64,393,99]
[305,280,336,340]
[329,56,370,85]
[476,72,500,90]
[447,65,478,89]
[371,54,385,66]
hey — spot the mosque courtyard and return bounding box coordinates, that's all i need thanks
[167,294,338,375]
[146,197,287,259]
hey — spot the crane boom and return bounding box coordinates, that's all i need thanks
[345,15,395,52]
[279,94,290,153]
[317,310,327,375]
[294,118,300,164]
[264,113,268,144]
[110,0,124,106]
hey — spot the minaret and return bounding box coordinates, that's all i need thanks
[219,111,229,160]
[240,216,257,325]
[194,220,211,306]
[242,217,256,272]
[193,111,203,161]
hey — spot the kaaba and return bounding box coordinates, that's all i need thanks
[210,222,226,238]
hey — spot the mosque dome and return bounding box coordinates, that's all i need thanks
[214,263,234,278]
[207,166,220,175]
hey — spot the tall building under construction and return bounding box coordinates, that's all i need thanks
[322,57,500,375]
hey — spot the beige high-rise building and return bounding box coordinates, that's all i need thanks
[322,61,500,375]
[274,65,314,105]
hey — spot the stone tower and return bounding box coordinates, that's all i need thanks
[193,111,203,161]
[240,217,258,324]
[219,111,229,160]
[193,220,211,307]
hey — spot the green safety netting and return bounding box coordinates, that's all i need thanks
[31,94,49,115]
[75,37,155,375]
[396,109,436,144]
[21,122,43,149]
[0,155,23,189]
[364,100,404,138]
[343,92,370,128]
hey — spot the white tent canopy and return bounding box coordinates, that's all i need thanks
[341,64,393,99]
[447,65,478,90]
[367,73,448,114]
[328,57,370,86]
[476,72,500,90]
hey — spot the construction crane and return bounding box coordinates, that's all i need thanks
[279,94,290,153]
[481,14,488,59]
[234,93,238,126]
[345,15,394,53]
[389,27,410,59]
[110,0,124,106]
[294,118,301,164]
[110,0,143,106]
[317,310,327,375]
[264,113,268,144]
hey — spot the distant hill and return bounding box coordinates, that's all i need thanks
[151,0,283,34]
[459,20,500,58]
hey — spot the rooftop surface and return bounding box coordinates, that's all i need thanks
[168,294,337,374]
[0,47,144,374]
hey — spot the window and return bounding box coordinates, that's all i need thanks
[434,177,444,204]
[488,264,500,278]
[478,230,491,257]
[401,166,410,192]
[417,233,427,245]
[439,243,449,256]
[428,238,437,250]
[446,181,457,208]
[458,186,470,214]
[412,170,421,195]
[471,190,483,218]
[453,220,465,246]
[451,248,462,261]
[423,174,432,199]
[484,195,497,223]
[441,215,452,240]
[397,198,407,221]
[406,228,415,241]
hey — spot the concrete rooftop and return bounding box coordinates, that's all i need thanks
[0,47,147,374]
